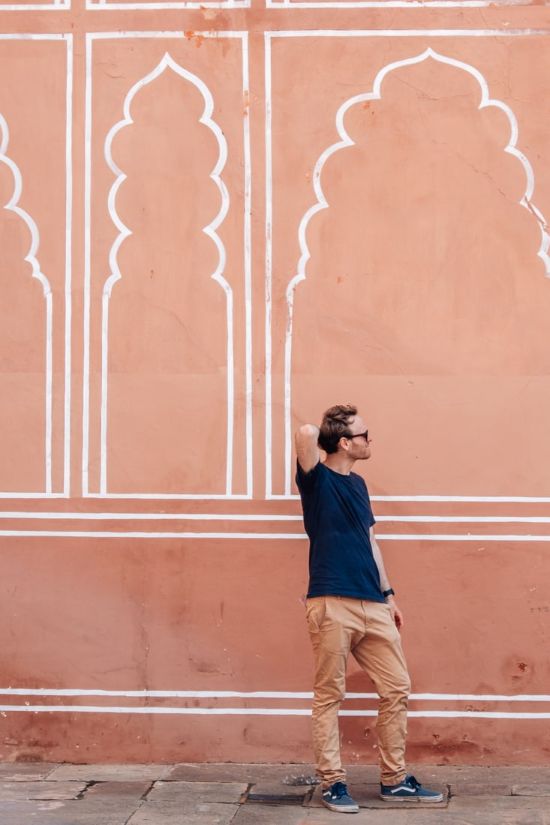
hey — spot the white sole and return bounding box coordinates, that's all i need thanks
[380,794,444,803]
[322,800,360,813]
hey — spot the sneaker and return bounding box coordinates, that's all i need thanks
[321,781,360,813]
[380,774,444,803]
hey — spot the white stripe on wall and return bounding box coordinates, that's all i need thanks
[1,688,550,701]
[1,705,549,719]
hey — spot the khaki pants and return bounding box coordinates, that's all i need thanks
[306,596,411,788]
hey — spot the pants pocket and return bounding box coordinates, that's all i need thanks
[305,597,326,634]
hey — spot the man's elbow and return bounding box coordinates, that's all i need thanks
[296,424,318,439]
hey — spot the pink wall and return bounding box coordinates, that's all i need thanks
[1,2,550,765]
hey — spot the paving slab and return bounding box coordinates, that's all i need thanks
[513,784,550,796]
[450,795,550,811]
[148,779,247,804]
[232,804,313,825]
[48,763,171,782]
[127,801,239,824]
[0,797,140,825]
[249,780,313,805]
[0,780,87,801]
[0,763,59,780]
[84,780,153,800]
[166,762,315,783]
[303,810,546,825]
[448,782,513,796]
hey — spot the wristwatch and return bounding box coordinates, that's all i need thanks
[382,588,395,598]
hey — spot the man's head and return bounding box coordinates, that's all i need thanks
[318,404,371,460]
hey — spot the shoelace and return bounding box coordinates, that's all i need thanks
[330,782,349,798]
[405,775,421,790]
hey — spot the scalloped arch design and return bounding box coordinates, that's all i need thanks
[100,52,233,494]
[0,112,53,493]
[283,48,550,493]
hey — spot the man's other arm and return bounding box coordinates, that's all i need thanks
[370,527,404,630]
[295,424,320,473]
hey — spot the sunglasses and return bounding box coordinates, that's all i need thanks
[346,429,369,441]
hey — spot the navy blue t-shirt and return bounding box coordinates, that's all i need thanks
[296,460,384,602]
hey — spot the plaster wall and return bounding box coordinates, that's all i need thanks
[0,1,549,766]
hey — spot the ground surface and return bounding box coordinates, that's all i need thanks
[0,763,549,824]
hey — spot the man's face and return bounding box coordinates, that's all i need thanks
[340,414,372,461]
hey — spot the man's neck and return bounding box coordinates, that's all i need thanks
[323,453,356,476]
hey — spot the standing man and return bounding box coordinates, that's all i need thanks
[295,404,443,813]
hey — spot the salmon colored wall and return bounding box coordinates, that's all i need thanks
[1,0,550,766]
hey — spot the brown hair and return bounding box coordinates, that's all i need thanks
[318,404,357,454]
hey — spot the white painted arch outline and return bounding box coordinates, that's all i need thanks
[100,52,234,496]
[0,113,53,495]
[0,34,73,500]
[282,46,550,495]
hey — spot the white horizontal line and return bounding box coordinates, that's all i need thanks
[0,4,68,8]
[0,31,69,38]
[2,689,550,702]
[87,31,247,40]
[0,512,303,521]
[0,494,66,499]
[266,29,550,38]
[88,2,247,6]
[272,494,550,503]
[0,705,548,719]
[374,496,550,503]
[1,531,549,540]
[0,513,548,524]
[269,1,498,5]
[378,534,550,542]
[0,531,305,539]
[377,516,550,524]
[84,495,252,500]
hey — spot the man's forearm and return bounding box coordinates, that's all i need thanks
[295,424,321,472]
[371,532,391,593]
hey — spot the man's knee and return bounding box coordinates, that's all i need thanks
[313,681,346,710]
[380,675,410,703]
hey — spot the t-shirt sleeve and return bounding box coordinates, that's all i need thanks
[295,459,322,493]
[361,477,376,527]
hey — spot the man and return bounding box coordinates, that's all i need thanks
[295,404,443,814]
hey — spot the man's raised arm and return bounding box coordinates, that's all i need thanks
[295,424,321,473]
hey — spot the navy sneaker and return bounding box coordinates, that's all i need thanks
[380,774,444,803]
[321,781,360,813]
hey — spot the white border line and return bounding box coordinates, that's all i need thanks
[271,494,550,502]
[242,34,253,497]
[0,1,70,9]
[64,35,73,497]
[269,0,527,6]
[266,28,550,501]
[83,32,252,500]
[82,34,92,497]
[3,689,550,719]
[265,32,273,499]
[0,512,550,523]
[1,705,549,719]
[267,30,550,38]
[1,530,550,540]
[87,0,248,8]
[2,688,550,701]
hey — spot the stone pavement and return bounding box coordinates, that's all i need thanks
[0,762,549,825]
